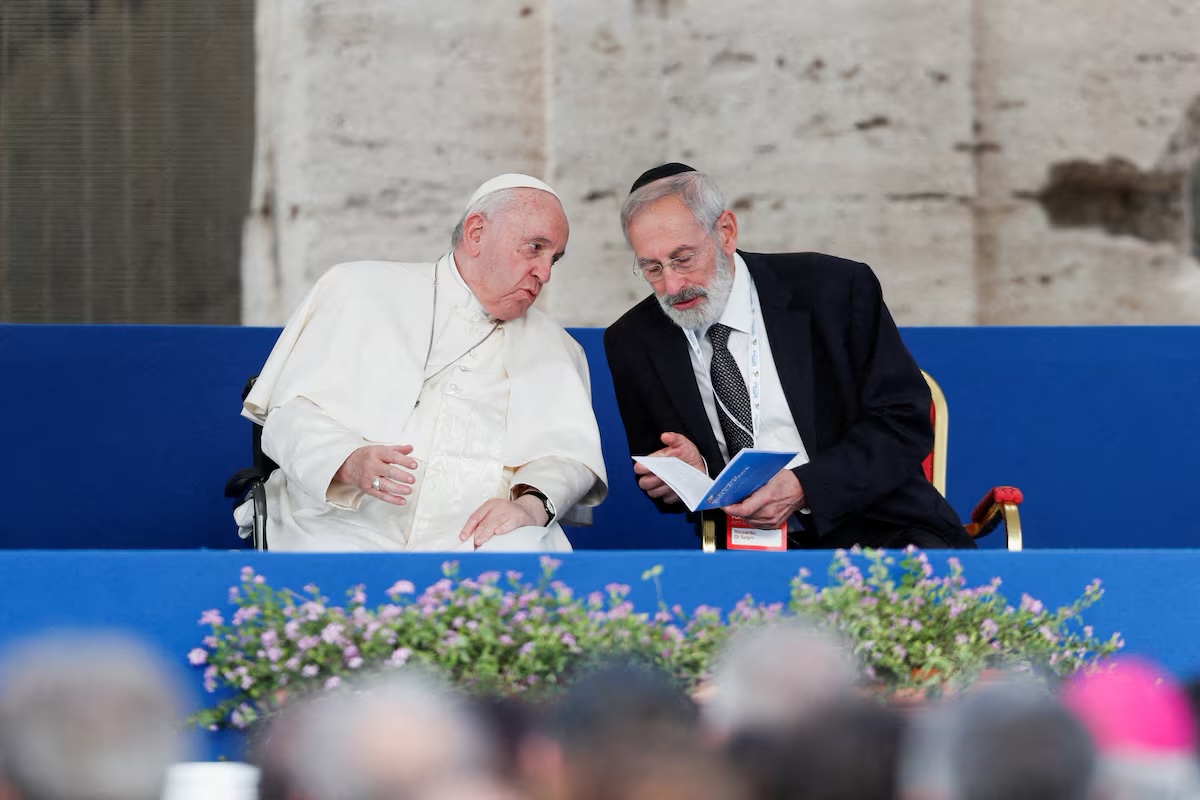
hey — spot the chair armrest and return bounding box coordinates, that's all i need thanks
[559,505,593,527]
[965,486,1024,551]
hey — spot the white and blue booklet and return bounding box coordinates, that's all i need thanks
[633,448,800,512]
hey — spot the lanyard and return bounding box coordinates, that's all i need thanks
[685,284,762,447]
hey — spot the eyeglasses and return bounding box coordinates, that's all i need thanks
[633,250,703,283]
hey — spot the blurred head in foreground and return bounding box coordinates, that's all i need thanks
[727,698,905,800]
[0,631,187,800]
[266,669,499,800]
[1062,657,1200,800]
[899,677,1095,800]
[704,622,857,739]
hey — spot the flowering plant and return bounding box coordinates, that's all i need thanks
[188,551,1121,729]
[791,548,1125,696]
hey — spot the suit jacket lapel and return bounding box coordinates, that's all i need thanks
[744,253,818,451]
[643,309,725,476]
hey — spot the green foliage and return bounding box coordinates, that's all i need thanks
[188,550,1122,729]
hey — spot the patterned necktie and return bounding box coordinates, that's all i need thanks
[706,323,754,458]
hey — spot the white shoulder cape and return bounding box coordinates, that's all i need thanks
[242,259,607,505]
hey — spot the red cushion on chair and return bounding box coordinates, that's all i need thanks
[921,453,933,484]
[970,486,1024,524]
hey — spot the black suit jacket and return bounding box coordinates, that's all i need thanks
[603,251,974,550]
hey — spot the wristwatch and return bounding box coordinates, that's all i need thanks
[515,487,556,527]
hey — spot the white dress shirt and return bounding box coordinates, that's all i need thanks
[683,253,811,470]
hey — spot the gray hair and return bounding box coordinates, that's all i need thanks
[620,171,728,243]
[450,189,520,249]
[283,670,494,800]
[0,632,187,800]
[704,623,857,736]
[900,679,1096,800]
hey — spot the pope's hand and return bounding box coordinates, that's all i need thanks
[334,444,418,506]
[633,432,704,505]
[722,469,806,528]
[460,496,546,548]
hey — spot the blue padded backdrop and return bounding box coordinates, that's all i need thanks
[1,324,1197,549]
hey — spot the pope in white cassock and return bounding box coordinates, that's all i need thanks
[237,174,608,551]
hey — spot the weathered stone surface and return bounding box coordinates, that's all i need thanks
[243,0,548,324]
[245,0,1200,327]
[973,0,1200,323]
[541,0,978,326]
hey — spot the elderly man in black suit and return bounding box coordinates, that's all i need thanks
[603,163,974,550]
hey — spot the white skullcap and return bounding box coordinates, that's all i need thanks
[465,173,560,210]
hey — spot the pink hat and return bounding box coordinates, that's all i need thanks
[1061,657,1196,754]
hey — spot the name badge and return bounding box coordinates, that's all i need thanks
[726,516,787,552]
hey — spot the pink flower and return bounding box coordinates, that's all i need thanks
[232,606,261,625]
[980,619,999,640]
[320,623,344,644]
[266,647,284,663]
[388,648,412,667]
[187,648,208,666]
[347,657,364,669]
[387,580,415,596]
[240,566,255,581]
[297,636,320,651]
[324,676,341,690]
[199,610,223,626]
[301,665,319,678]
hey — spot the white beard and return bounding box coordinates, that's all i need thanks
[656,250,735,331]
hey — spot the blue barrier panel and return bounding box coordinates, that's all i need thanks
[0,549,1196,760]
[2,324,1199,549]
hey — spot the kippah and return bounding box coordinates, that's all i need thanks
[465,173,559,211]
[628,162,697,194]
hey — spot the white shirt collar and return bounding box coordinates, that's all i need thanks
[683,252,753,355]
[714,252,753,335]
[443,252,490,320]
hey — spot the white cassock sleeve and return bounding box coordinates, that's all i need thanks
[261,397,369,510]
[510,456,598,519]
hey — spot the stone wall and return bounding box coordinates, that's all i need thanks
[243,0,1200,327]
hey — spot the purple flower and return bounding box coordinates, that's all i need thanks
[347,657,364,669]
[893,644,907,660]
[202,636,219,648]
[955,634,969,646]
[284,620,301,640]
[320,623,345,645]
[350,586,366,605]
[199,610,224,626]
[232,606,261,625]
[187,648,208,666]
[1019,594,1044,615]
[499,634,513,646]
[240,674,254,690]
[388,648,412,667]
[980,619,999,640]
[266,647,284,663]
[910,620,923,633]
[254,575,266,585]
[284,657,300,671]
[387,580,415,597]
[297,636,320,651]
[540,555,562,572]
[261,630,279,647]
[324,676,341,690]
[301,664,319,678]
[519,642,535,657]
[561,633,577,647]
[240,566,255,581]
[379,604,402,620]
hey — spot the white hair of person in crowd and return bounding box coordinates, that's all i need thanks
[279,669,502,800]
[1061,657,1200,800]
[0,631,188,800]
[898,674,1096,800]
[703,621,858,739]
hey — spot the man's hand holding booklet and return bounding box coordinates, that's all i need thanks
[632,448,801,512]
